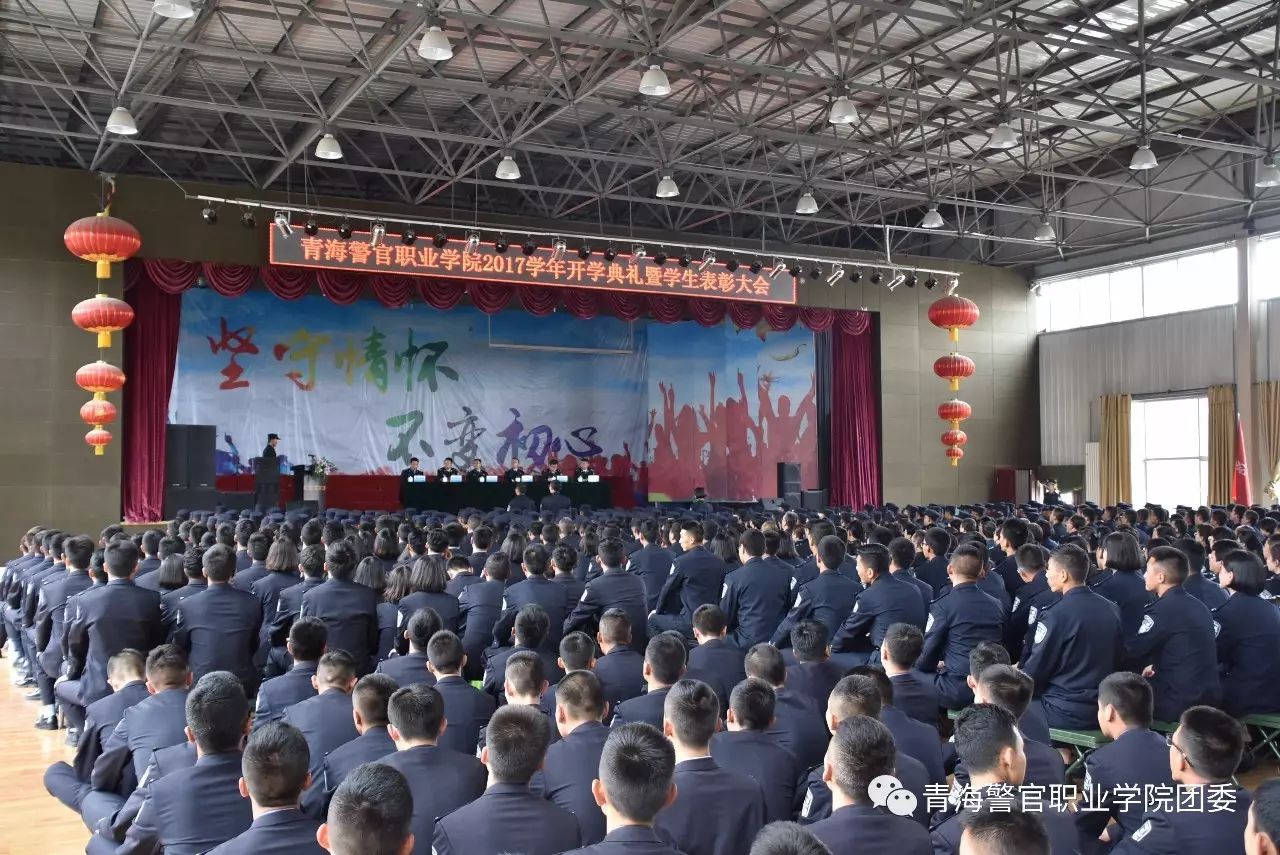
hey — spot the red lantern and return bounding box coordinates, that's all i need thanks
[80,398,118,427]
[938,399,972,429]
[76,360,126,395]
[928,294,980,342]
[933,353,975,392]
[942,429,968,448]
[946,446,965,467]
[72,294,134,348]
[64,212,141,280]
[85,427,112,456]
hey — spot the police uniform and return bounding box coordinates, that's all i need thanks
[893,569,934,613]
[1091,568,1154,641]
[91,687,190,795]
[1184,572,1229,609]
[281,689,359,817]
[172,584,262,688]
[437,465,459,479]
[767,688,829,771]
[508,494,536,513]
[492,575,568,653]
[316,726,396,810]
[464,466,487,482]
[433,782,582,855]
[116,751,252,855]
[377,744,488,855]
[991,553,1024,596]
[61,578,165,722]
[888,672,940,727]
[784,658,845,711]
[504,466,525,482]
[771,571,862,647]
[1003,573,1059,662]
[43,679,149,813]
[625,543,675,611]
[593,647,646,714]
[231,559,269,594]
[448,567,484,595]
[534,720,611,845]
[686,639,745,707]
[542,491,572,514]
[552,571,587,613]
[33,566,93,707]
[376,651,435,687]
[831,573,928,664]
[433,674,497,755]
[1110,785,1251,854]
[398,589,461,636]
[808,804,931,855]
[253,661,319,730]
[86,742,197,851]
[205,807,325,854]
[1075,728,1173,845]
[914,555,951,597]
[267,577,324,648]
[653,756,765,855]
[558,826,685,855]
[250,570,301,653]
[649,547,729,638]
[721,556,791,649]
[1124,587,1221,722]
[1020,586,1123,729]
[941,567,1012,614]
[930,787,1077,855]
[611,686,671,729]
[1212,590,1280,716]
[951,735,1065,792]
[483,643,564,700]
[798,749,930,826]
[709,728,800,822]
[565,568,650,653]
[913,581,1006,710]
[458,579,507,678]
[880,704,945,785]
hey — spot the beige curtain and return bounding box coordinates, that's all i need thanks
[1208,384,1236,505]
[1100,394,1132,506]
[1256,381,1280,501]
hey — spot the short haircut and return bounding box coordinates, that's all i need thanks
[64,535,95,570]
[599,723,676,823]
[829,674,882,720]
[187,671,249,753]
[103,539,140,578]
[242,722,311,807]
[680,521,705,542]
[881,623,924,667]
[556,670,605,721]
[953,703,1019,775]
[559,631,596,672]
[856,543,891,577]
[325,540,359,580]
[202,543,237,582]
[740,529,766,558]
[924,527,951,556]
[844,665,893,706]
[1174,537,1207,573]
[248,532,272,562]
[1015,543,1046,575]
[730,678,776,731]
[486,704,551,784]
[326,762,413,855]
[790,620,829,663]
[514,604,550,647]
[145,644,190,686]
[426,630,465,673]
[1049,544,1089,584]
[522,544,549,577]
[353,674,397,728]
[663,678,719,747]
[406,608,443,650]
[748,822,833,855]
[744,643,786,687]
[1178,705,1244,782]
[388,683,445,741]
[1147,545,1190,584]
[1098,672,1153,728]
[960,808,1050,855]
[817,535,846,571]
[977,665,1034,718]
[299,544,326,578]
[505,649,546,698]
[598,538,627,570]
[317,650,358,687]
[107,649,146,683]
[828,715,896,803]
[969,640,1011,680]
[949,543,985,579]
[289,617,328,662]
[646,632,688,685]
[484,552,511,582]
[1252,779,1280,846]
[692,604,726,636]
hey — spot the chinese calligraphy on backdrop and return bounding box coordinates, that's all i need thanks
[170,288,817,502]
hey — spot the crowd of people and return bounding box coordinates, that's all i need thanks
[5,498,1280,854]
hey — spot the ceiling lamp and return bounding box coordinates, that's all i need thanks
[418,19,454,62]
[152,0,194,19]
[697,249,715,272]
[401,227,417,246]
[826,265,844,286]
[656,174,679,198]
[303,216,318,236]
[495,154,521,181]
[639,62,671,97]
[921,205,945,230]
[795,190,819,215]
[522,237,537,256]
[493,236,509,253]
[273,211,293,237]
[987,121,1018,151]
[370,221,386,247]
[465,232,481,256]
[1033,218,1056,243]
[337,220,353,240]
[828,93,858,125]
[433,232,449,248]
[1130,142,1158,171]
[314,132,343,160]
[1258,157,1280,189]
[550,238,566,261]
[106,106,138,136]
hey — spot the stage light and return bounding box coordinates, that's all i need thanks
[921,205,944,230]
[631,244,646,262]
[749,260,762,274]
[152,0,193,19]
[795,191,819,215]
[869,270,883,285]
[925,276,938,289]
[770,259,786,277]
[401,227,417,246]
[201,206,218,225]
[656,174,680,198]
[1129,143,1158,171]
[106,105,138,136]
[304,216,318,236]
[826,265,844,286]
[786,263,801,278]
[678,252,692,268]
[370,221,386,247]
[697,249,716,272]
[494,236,509,253]
[240,210,256,229]
[465,232,481,256]
[639,62,671,97]
[337,220,353,240]
[418,18,454,61]
[433,232,449,248]
[987,121,1018,150]
[273,211,293,237]
[887,271,905,290]
[1257,157,1280,188]
[550,238,566,261]
[314,132,343,160]
[495,154,521,181]
[577,245,591,260]
[653,249,668,265]
[522,237,537,256]
[829,93,858,125]
[849,267,862,283]
[604,246,618,262]
[1033,218,1056,242]
[904,272,918,288]
[724,257,738,272]
[808,267,821,280]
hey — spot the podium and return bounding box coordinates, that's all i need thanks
[253,457,280,511]
[294,465,327,512]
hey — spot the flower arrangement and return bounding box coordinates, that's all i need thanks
[309,455,339,479]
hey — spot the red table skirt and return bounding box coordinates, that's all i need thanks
[215,474,637,510]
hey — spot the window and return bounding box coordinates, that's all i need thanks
[1257,234,1280,301]
[1130,395,1208,508]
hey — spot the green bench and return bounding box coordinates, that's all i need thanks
[1150,720,1179,734]
[470,679,484,691]
[1242,713,1280,763]
[1049,728,1111,778]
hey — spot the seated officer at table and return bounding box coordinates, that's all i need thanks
[400,458,427,484]
[436,458,459,480]
[505,459,526,482]
[542,459,565,481]
[542,480,571,514]
[575,462,598,482]
[464,458,487,483]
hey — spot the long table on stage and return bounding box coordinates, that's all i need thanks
[401,480,610,512]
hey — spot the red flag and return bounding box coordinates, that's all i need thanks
[1232,414,1251,504]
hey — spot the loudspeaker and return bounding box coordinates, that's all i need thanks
[188,425,216,489]
[777,461,802,497]
[802,489,829,510]
[165,425,190,488]
[784,492,803,509]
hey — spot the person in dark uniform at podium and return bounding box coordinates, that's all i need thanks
[574,462,598,482]
[542,459,565,481]
[437,457,459,480]
[262,434,280,461]
[504,459,526,482]
[400,457,427,484]
[542,480,571,514]
[464,458,487,483]
[509,484,535,514]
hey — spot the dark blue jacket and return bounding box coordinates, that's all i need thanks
[483,643,564,700]
[612,686,670,730]
[798,750,930,826]
[231,560,269,594]
[117,751,251,855]
[913,582,1005,709]
[35,568,93,675]
[653,756,764,855]
[809,804,931,855]
[593,647,646,714]
[251,570,302,641]
[772,571,861,646]
[559,825,685,855]
[686,639,745,703]
[434,782,581,855]
[299,578,380,674]
[399,590,461,635]
[1091,568,1154,641]
[709,729,799,823]
[653,547,729,623]
[831,574,927,658]
[281,689,358,816]
[376,651,435,687]
[767,688,828,771]
[1075,728,1174,843]
[433,674,496,755]
[1021,585,1123,729]
[534,720,610,845]
[627,544,675,611]
[1124,586,1221,722]
[551,572,586,612]
[253,662,318,730]
[92,688,190,794]
[71,680,150,782]
[1184,572,1229,609]
[458,578,506,657]
[721,557,791,650]
[1213,591,1280,716]
[914,555,950,597]
[492,575,568,652]
[172,583,262,684]
[64,579,165,705]
[205,808,325,855]
[931,788,1077,855]
[784,659,844,712]
[268,577,324,646]
[881,704,944,785]
[888,672,939,727]
[1110,785,1251,854]
[378,744,488,855]
[564,568,649,652]
[1004,573,1059,660]
[317,726,396,810]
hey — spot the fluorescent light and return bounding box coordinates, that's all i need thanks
[1129,144,1158,171]
[656,174,680,198]
[495,155,521,180]
[828,94,858,125]
[1256,158,1280,188]
[826,266,844,286]
[418,24,454,61]
[152,0,194,19]
[1033,218,1057,242]
[987,121,1018,150]
[314,132,343,160]
[921,205,945,229]
[106,106,138,136]
[639,64,671,97]
[795,191,819,215]
[769,259,786,277]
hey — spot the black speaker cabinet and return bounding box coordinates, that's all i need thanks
[777,461,802,497]
[165,425,190,488]
[187,425,216,489]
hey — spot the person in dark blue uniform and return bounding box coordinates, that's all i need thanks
[436,457,459,480]
[912,544,1005,710]
[830,543,927,666]
[250,539,302,664]
[504,458,526,482]
[551,545,587,612]
[266,544,326,674]
[748,822,832,855]
[1076,672,1175,849]
[536,670,611,845]
[205,722,325,854]
[887,536,934,612]
[916,527,952,596]
[744,643,828,772]
[318,763,415,855]
[772,535,861,646]
[1212,548,1280,717]
[457,553,508,680]
[541,480,572,514]
[299,541,379,676]
[1091,530,1153,642]
[1124,545,1221,722]
[556,722,682,855]
[316,674,398,811]
[33,534,95,729]
[648,521,729,640]
[493,545,568,654]
[381,682,488,852]
[993,518,1034,596]
[878,623,939,727]
[565,539,649,653]
[463,457,487,483]
[611,632,685,729]
[172,543,262,692]
[1003,542,1059,661]
[281,650,360,818]
[844,665,944,786]
[376,608,438,688]
[425,630,495,756]
[625,520,674,612]
[1111,705,1252,854]
[508,484,536,514]
[1243,779,1280,855]
[1176,537,1230,609]
[255,617,325,729]
[653,679,765,855]
[592,609,646,714]
[432,704,581,854]
[711,677,801,823]
[957,665,1065,790]
[231,532,271,594]
[957,809,1050,855]
[1020,543,1122,729]
[483,604,565,701]
[780,620,843,710]
[116,672,253,854]
[721,529,791,650]
[687,605,745,707]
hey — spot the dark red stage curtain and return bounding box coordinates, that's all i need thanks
[687,299,726,327]
[203,263,256,296]
[122,268,182,522]
[141,258,199,294]
[518,286,558,316]
[371,275,412,308]
[419,278,466,310]
[829,322,880,508]
[562,289,601,319]
[316,270,364,305]
[468,282,512,313]
[260,266,311,300]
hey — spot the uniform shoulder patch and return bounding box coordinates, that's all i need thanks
[1132,820,1152,842]
[1212,620,1221,638]
[925,612,935,633]
[1028,605,1039,625]
[1138,615,1155,635]
[1034,621,1048,645]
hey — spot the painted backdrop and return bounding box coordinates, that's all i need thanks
[170,288,816,501]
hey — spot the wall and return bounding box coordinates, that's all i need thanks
[0,162,1037,539]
